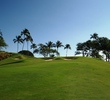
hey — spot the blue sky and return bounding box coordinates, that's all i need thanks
[0,0,110,57]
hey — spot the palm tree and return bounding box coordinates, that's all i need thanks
[35,43,49,57]
[64,44,71,57]
[90,33,98,40]
[46,41,54,57]
[50,49,60,57]
[25,35,33,51]
[21,28,30,37]
[33,48,39,56]
[76,42,88,57]
[13,35,23,52]
[46,41,54,49]
[21,28,31,50]
[31,43,37,53]
[55,41,63,55]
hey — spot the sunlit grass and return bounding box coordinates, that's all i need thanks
[0,55,110,100]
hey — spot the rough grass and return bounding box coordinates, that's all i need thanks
[0,55,110,100]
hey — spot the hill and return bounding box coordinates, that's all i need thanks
[0,54,110,100]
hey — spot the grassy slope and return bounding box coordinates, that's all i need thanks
[0,55,110,100]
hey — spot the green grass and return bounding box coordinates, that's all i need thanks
[0,55,110,100]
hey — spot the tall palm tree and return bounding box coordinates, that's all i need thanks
[55,41,63,55]
[46,41,54,49]
[21,28,31,50]
[25,35,33,51]
[64,44,71,57]
[21,28,30,37]
[13,35,23,52]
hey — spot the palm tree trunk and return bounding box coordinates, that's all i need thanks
[22,35,25,50]
[57,48,59,56]
[66,49,68,57]
[22,41,24,50]
[105,54,107,62]
[27,41,28,51]
[33,48,34,53]
[17,43,19,53]
[82,51,85,57]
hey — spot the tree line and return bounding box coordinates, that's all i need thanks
[75,33,110,62]
[1,28,110,61]
[13,28,71,57]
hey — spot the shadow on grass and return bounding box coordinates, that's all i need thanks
[0,60,24,66]
[64,57,79,59]
[41,56,79,60]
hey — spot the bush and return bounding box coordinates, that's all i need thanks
[18,50,34,57]
[0,52,12,60]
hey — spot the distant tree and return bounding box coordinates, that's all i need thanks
[33,48,39,55]
[33,43,59,58]
[0,31,8,51]
[98,37,110,61]
[90,49,101,58]
[76,33,110,61]
[90,33,98,40]
[25,35,33,50]
[13,35,23,52]
[64,44,71,57]
[84,40,92,56]
[76,42,88,57]
[55,40,63,56]
[50,49,60,57]
[30,43,37,53]
[34,43,48,57]
[46,41,54,56]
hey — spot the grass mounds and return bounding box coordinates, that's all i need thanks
[0,57,110,100]
[0,53,26,66]
[54,57,63,60]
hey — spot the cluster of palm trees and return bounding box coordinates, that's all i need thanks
[75,33,110,62]
[13,28,71,57]
[13,28,33,53]
[33,41,71,57]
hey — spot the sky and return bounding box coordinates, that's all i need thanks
[0,0,110,57]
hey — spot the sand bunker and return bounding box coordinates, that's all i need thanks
[45,59,53,61]
[64,59,71,60]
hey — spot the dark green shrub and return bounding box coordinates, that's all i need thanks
[18,50,34,57]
